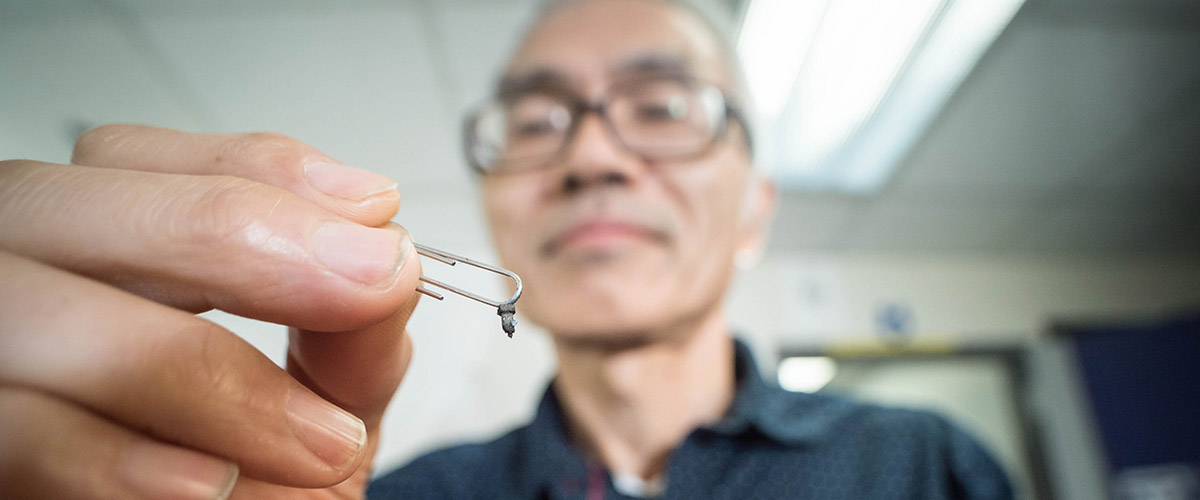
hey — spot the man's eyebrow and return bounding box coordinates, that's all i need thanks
[612,52,694,79]
[497,69,570,97]
[496,54,695,96]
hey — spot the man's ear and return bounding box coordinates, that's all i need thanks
[735,173,777,269]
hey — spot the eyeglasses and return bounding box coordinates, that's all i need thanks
[463,76,750,175]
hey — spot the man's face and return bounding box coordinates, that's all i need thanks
[482,0,770,344]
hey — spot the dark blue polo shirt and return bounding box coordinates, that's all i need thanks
[369,340,1013,499]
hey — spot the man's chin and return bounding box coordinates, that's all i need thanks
[538,310,675,348]
[548,327,664,351]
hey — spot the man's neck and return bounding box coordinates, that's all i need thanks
[551,311,736,482]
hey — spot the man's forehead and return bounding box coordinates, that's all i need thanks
[501,0,731,95]
[500,52,698,96]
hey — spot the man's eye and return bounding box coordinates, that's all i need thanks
[635,97,689,122]
[636,105,673,121]
[514,119,557,137]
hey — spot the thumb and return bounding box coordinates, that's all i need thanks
[286,239,421,425]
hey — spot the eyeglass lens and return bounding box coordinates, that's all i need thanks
[470,78,728,173]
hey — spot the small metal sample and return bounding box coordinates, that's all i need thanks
[413,243,523,337]
[498,303,517,336]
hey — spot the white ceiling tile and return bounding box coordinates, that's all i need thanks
[137,6,469,188]
[843,203,1033,252]
[768,195,863,251]
[432,1,539,113]
[894,18,1200,191]
[1006,205,1200,253]
[1087,93,1200,190]
[873,183,1053,211]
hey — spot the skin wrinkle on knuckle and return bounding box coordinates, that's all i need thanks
[226,131,313,180]
[194,322,243,407]
[190,320,276,422]
[142,319,279,452]
[172,176,301,261]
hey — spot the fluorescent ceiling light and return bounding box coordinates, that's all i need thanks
[738,0,1025,192]
[737,0,827,119]
[778,356,838,393]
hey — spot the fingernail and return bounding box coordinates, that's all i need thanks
[121,441,239,500]
[285,388,367,471]
[313,223,406,285]
[305,161,397,201]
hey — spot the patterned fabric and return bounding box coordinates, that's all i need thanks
[368,339,1013,500]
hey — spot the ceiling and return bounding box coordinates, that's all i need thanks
[2,0,1198,256]
[774,0,1200,254]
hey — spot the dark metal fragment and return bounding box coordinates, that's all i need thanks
[498,303,517,338]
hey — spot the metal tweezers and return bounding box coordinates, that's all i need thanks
[413,243,523,337]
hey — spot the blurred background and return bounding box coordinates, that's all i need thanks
[3,0,1199,498]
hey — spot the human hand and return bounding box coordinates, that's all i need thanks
[0,125,421,499]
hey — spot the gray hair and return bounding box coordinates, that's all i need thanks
[527,0,750,101]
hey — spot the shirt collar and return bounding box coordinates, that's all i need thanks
[521,386,591,498]
[707,338,849,446]
[520,337,847,496]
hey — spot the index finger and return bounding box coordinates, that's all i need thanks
[72,124,401,228]
[0,160,418,332]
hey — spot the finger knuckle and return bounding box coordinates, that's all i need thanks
[166,175,282,249]
[179,321,286,430]
[147,320,262,418]
[225,131,312,175]
[192,321,260,407]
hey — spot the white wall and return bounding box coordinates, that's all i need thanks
[728,252,1200,350]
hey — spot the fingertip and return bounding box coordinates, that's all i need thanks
[357,223,422,325]
[302,223,420,331]
[303,160,401,226]
[333,188,402,227]
[303,161,397,203]
[392,223,421,293]
[72,124,123,165]
[283,386,367,473]
[120,441,239,500]
[312,223,407,287]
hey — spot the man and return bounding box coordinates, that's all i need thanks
[0,0,1010,499]
[369,1,1012,498]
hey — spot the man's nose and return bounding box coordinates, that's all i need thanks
[556,112,642,193]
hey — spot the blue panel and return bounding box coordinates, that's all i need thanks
[1071,312,1200,471]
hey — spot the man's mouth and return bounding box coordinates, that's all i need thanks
[542,220,669,256]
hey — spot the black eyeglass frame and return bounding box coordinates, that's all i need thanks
[461,76,753,176]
